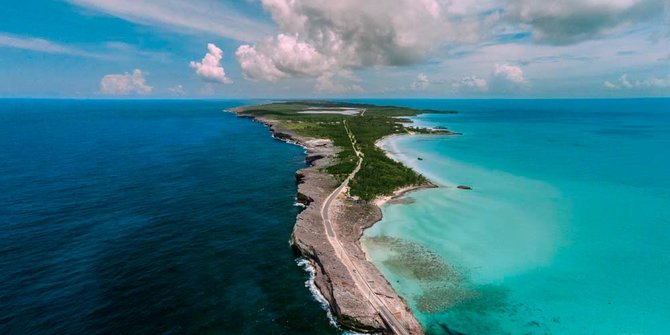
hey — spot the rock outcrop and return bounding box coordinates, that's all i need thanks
[232,110,423,334]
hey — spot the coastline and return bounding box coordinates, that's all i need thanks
[372,133,440,208]
[373,183,437,208]
[229,107,426,334]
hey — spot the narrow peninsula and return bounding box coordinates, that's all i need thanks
[231,102,457,334]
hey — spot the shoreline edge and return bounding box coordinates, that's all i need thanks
[229,107,434,334]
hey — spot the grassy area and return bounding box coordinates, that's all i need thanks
[236,101,455,201]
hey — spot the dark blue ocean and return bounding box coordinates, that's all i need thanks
[0,100,338,334]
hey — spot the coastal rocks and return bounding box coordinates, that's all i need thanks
[330,198,424,334]
[234,109,424,335]
[272,131,295,142]
[295,172,306,184]
[305,154,324,165]
[291,173,388,333]
[305,139,332,147]
[290,156,389,333]
[296,191,313,207]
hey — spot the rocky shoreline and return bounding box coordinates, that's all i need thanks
[232,110,427,334]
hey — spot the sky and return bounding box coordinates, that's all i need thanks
[0,0,669,98]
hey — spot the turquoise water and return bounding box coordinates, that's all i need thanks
[360,99,670,334]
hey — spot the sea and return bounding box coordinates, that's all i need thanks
[0,100,338,335]
[359,99,670,335]
[1,99,668,335]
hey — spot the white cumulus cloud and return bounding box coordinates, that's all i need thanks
[494,64,526,83]
[411,73,430,91]
[452,76,489,92]
[100,69,153,95]
[236,0,478,85]
[169,84,186,96]
[190,43,232,84]
[236,34,331,81]
[605,74,670,89]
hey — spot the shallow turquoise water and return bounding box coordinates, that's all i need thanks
[360,99,670,334]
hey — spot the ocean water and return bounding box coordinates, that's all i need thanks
[360,99,670,334]
[0,100,338,335]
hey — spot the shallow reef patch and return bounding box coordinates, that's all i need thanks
[365,235,510,316]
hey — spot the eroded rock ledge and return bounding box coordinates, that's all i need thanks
[233,111,424,334]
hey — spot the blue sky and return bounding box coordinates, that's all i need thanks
[1,0,668,98]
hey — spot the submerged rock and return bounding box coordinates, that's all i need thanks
[438,323,466,335]
[387,197,415,205]
[457,185,472,190]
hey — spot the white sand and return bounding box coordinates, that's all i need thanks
[298,108,363,116]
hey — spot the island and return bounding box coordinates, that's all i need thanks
[231,101,457,334]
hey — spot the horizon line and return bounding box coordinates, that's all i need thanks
[2,96,669,101]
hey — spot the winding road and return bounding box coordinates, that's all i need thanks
[320,120,412,335]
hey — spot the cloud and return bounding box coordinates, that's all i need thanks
[494,63,526,83]
[604,74,670,89]
[168,85,186,96]
[641,78,670,89]
[452,76,489,92]
[606,74,634,89]
[68,0,272,42]
[0,33,174,62]
[236,34,332,81]
[316,72,363,93]
[221,0,666,96]
[104,41,171,63]
[505,0,666,44]
[190,43,232,84]
[235,44,286,82]
[236,0,479,83]
[0,32,102,58]
[411,73,430,90]
[100,69,153,95]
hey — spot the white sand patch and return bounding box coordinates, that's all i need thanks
[298,108,363,116]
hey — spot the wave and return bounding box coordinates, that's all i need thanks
[295,258,373,335]
[295,258,338,327]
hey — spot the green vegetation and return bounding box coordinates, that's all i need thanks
[236,101,455,201]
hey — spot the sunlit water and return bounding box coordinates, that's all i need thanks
[359,99,670,335]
